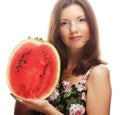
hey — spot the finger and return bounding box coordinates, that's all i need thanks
[22,98,35,105]
[10,93,32,110]
[10,93,24,102]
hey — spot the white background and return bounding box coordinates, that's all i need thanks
[0,0,119,114]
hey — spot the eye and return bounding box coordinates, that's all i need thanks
[60,21,69,26]
[79,18,86,23]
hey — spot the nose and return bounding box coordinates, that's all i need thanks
[70,22,78,34]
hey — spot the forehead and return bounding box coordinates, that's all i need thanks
[60,4,85,19]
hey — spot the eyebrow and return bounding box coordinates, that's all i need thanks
[60,15,85,21]
[77,15,86,19]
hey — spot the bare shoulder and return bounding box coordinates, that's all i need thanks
[89,64,110,81]
[86,64,111,115]
[87,64,111,88]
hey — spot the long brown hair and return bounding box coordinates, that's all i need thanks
[48,0,106,75]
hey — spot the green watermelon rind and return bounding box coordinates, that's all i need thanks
[6,38,61,100]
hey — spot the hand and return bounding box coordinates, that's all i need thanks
[11,93,50,113]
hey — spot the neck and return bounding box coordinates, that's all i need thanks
[66,48,81,71]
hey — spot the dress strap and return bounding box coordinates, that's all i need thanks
[83,66,95,81]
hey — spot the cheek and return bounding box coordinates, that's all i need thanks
[86,29,90,40]
[82,25,90,40]
[85,29,90,39]
[59,28,68,40]
[59,29,69,45]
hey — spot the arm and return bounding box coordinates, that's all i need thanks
[21,98,64,115]
[14,101,34,115]
[86,65,112,115]
[13,97,64,115]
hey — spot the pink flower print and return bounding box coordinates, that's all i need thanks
[69,104,85,115]
[62,80,72,92]
[75,83,86,92]
[75,109,84,115]
[84,74,88,80]
[81,92,86,101]
[81,75,88,84]
[49,89,59,101]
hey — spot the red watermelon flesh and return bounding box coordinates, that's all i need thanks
[7,38,60,100]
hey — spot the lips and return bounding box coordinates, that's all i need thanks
[70,36,82,40]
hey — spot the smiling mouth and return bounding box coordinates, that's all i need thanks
[70,36,82,40]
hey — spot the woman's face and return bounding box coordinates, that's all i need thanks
[59,4,90,52]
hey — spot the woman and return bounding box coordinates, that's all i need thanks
[13,0,112,115]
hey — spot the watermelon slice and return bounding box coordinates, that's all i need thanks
[6,38,60,100]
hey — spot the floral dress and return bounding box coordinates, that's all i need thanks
[47,69,91,115]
